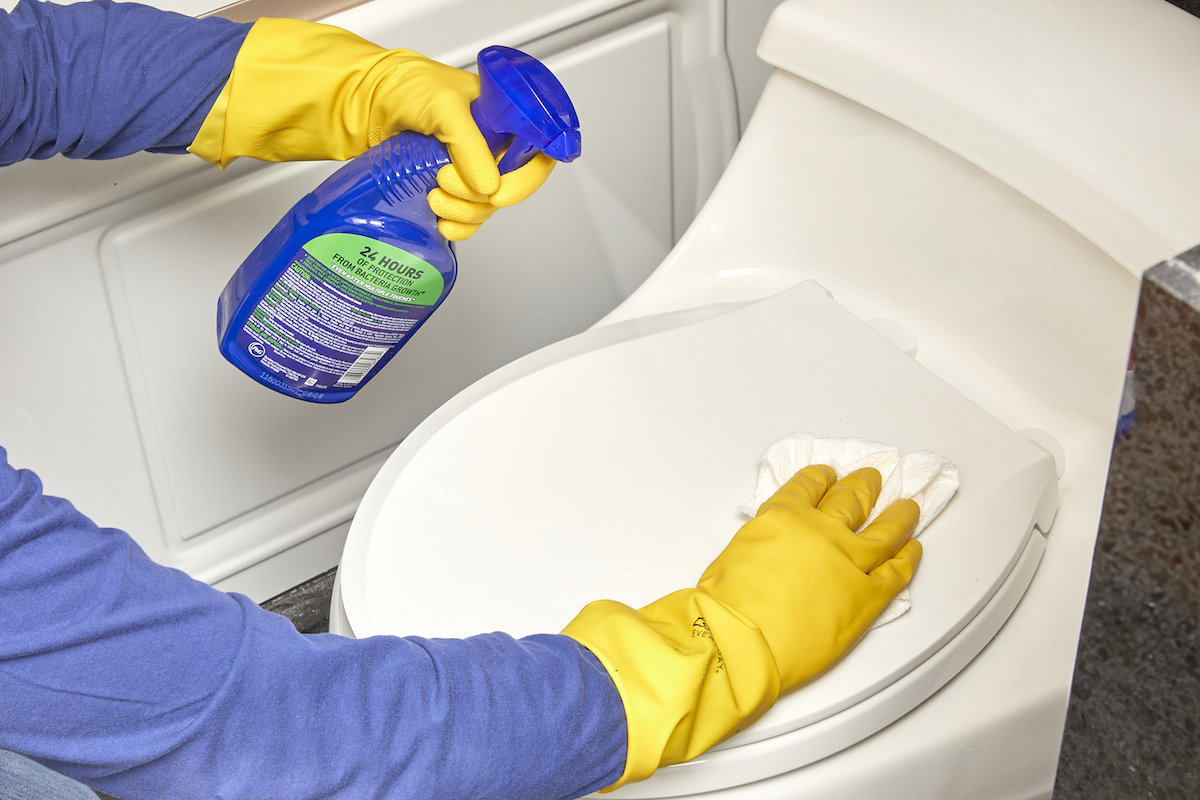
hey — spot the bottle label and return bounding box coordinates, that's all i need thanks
[235,232,444,391]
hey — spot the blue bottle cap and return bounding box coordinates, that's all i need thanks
[473,45,582,174]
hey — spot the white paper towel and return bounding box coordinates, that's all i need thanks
[738,432,959,626]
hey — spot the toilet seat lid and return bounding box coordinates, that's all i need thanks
[338,280,1057,748]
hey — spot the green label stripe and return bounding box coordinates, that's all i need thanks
[303,233,443,305]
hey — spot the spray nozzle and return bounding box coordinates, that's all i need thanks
[470,45,581,175]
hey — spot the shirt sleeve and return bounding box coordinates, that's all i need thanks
[0,445,627,800]
[0,0,251,165]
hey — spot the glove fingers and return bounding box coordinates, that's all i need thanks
[383,61,500,196]
[848,498,920,572]
[447,142,501,196]
[868,538,923,596]
[436,164,492,203]
[815,467,881,531]
[428,188,497,224]
[491,153,557,208]
[756,464,836,517]
[441,107,502,196]
[437,219,482,241]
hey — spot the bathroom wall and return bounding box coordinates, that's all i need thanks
[1055,247,1200,797]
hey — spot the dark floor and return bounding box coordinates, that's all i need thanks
[1056,576,1199,799]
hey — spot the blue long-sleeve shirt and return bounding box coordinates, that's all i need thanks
[0,2,628,798]
[0,0,246,162]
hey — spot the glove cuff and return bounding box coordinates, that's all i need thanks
[188,75,231,166]
[189,17,402,167]
[562,591,781,791]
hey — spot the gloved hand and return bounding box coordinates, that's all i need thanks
[562,465,922,790]
[189,18,556,240]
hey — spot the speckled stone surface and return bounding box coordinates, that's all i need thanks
[1054,249,1200,800]
[259,567,337,634]
[1097,254,1200,619]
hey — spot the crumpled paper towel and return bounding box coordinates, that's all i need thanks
[738,432,959,627]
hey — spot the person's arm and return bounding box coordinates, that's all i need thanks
[0,0,552,239]
[0,0,250,164]
[0,445,627,800]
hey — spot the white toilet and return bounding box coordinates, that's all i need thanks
[332,1,1200,798]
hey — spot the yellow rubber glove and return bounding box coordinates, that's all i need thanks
[189,18,500,198]
[429,152,557,240]
[562,466,922,790]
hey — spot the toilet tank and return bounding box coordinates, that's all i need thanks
[755,0,1200,274]
[0,0,784,600]
[606,0,1200,439]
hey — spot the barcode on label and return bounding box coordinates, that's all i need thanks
[337,346,389,386]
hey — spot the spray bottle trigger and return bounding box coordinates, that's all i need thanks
[493,129,582,175]
[497,137,539,174]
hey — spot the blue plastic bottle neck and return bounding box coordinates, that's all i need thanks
[370,132,452,204]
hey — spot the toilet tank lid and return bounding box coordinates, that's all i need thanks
[758,0,1200,275]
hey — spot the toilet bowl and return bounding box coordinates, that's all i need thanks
[332,0,1200,797]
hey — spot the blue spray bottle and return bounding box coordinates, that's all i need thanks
[216,46,581,403]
